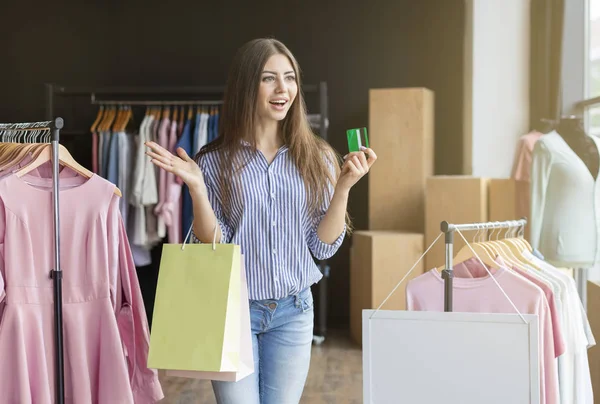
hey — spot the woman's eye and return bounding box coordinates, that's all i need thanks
[286,76,296,81]
[262,76,275,82]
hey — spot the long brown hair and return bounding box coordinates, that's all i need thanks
[195,38,353,234]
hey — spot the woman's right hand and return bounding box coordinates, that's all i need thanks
[145,141,206,193]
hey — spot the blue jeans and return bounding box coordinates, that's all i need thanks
[212,287,314,404]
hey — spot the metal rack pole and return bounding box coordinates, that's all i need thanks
[49,117,65,404]
[440,217,528,312]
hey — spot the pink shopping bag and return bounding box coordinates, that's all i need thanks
[166,256,254,382]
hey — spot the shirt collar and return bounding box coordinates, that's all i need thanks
[240,139,289,153]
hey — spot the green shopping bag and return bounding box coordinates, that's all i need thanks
[147,222,242,372]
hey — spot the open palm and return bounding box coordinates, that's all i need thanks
[145,141,205,191]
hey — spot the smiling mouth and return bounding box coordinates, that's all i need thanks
[269,100,288,106]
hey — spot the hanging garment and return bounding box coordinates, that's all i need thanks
[154,115,170,240]
[521,250,595,404]
[175,114,194,242]
[192,110,202,156]
[512,130,543,181]
[117,131,133,227]
[0,168,163,403]
[511,131,543,232]
[92,130,99,174]
[530,131,600,268]
[406,261,559,404]
[145,116,161,247]
[498,258,566,357]
[164,119,182,244]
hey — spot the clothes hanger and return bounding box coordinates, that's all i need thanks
[173,105,179,123]
[110,106,121,132]
[179,106,184,127]
[436,224,501,272]
[0,129,49,170]
[122,106,134,132]
[478,225,505,259]
[498,225,541,270]
[90,106,104,133]
[477,225,505,259]
[15,143,122,196]
[488,226,528,269]
[103,106,116,131]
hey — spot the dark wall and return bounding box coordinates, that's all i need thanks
[1,0,464,328]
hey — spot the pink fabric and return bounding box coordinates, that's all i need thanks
[92,131,98,174]
[453,256,565,358]
[0,171,163,403]
[511,131,543,238]
[499,258,565,358]
[407,261,559,404]
[512,131,543,181]
[164,120,182,244]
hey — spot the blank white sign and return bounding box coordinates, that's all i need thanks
[363,310,539,404]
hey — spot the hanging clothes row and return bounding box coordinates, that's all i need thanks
[0,121,163,403]
[90,103,221,266]
[406,225,595,404]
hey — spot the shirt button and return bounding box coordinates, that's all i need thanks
[272,221,276,226]
[271,192,275,198]
[272,249,277,254]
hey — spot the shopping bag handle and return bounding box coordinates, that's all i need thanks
[181,219,218,251]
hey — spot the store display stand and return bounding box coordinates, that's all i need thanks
[362,217,539,404]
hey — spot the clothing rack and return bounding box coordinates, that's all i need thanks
[0,118,65,404]
[44,83,329,135]
[440,217,528,312]
[45,81,332,343]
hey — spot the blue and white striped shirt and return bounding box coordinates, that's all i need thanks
[195,142,346,300]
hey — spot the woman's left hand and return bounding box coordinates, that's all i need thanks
[337,146,378,192]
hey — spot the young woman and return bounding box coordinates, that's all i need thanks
[145,38,377,404]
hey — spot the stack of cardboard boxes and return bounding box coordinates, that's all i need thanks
[349,88,530,345]
[349,88,432,345]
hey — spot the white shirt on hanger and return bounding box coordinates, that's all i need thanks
[524,250,595,404]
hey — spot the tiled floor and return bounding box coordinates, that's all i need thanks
[158,329,363,403]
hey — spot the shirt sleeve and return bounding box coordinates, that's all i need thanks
[108,194,164,403]
[511,137,529,180]
[192,153,234,244]
[306,152,346,260]
[530,140,552,251]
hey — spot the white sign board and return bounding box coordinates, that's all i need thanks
[363,310,540,404]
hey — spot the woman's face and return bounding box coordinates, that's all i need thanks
[257,53,298,123]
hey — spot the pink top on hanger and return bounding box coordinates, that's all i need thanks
[406,259,559,404]
[163,120,182,244]
[512,130,543,181]
[0,169,163,403]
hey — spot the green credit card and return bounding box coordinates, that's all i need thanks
[346,127,369,153]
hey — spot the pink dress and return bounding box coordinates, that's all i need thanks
[0,170,163,403]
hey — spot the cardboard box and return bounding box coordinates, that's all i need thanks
[368,88,434,233]
[349,231,424,345]
[488,178,531,240]
[425,176,489,269]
